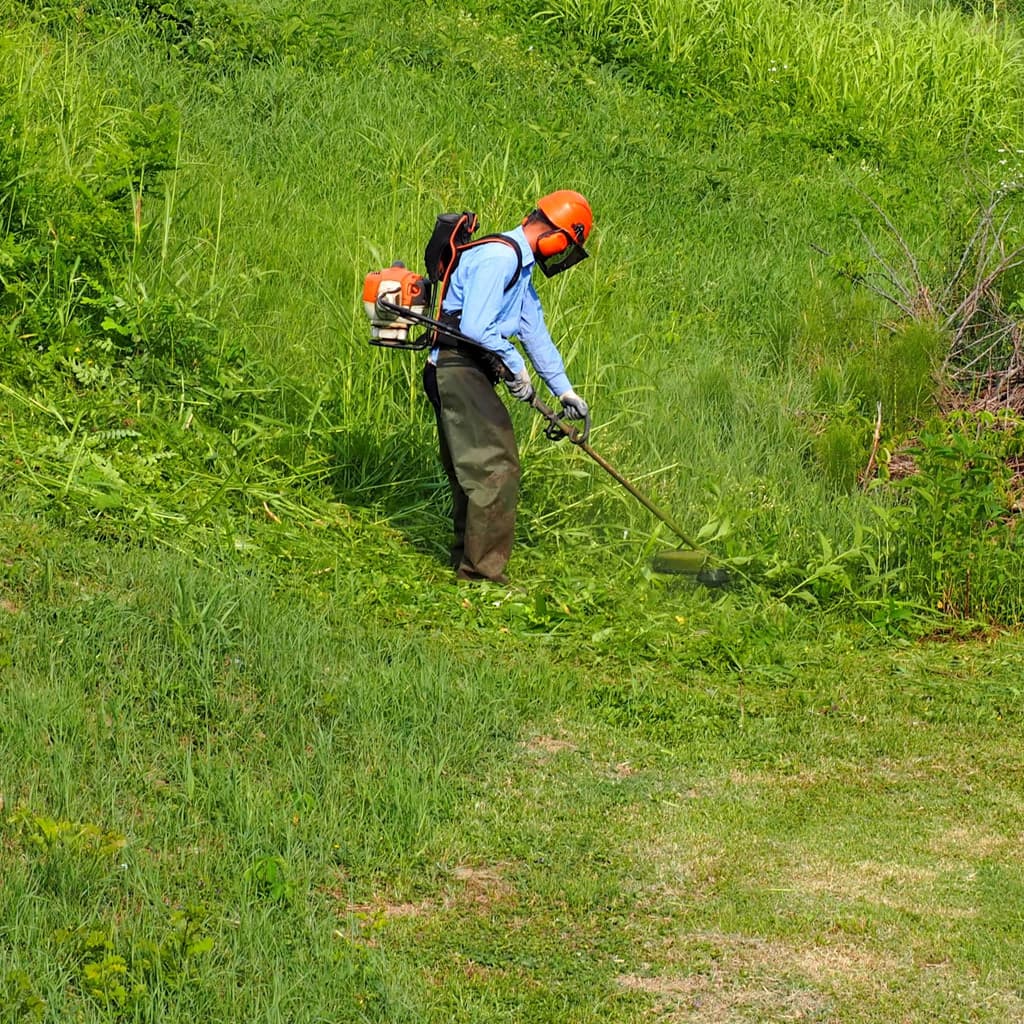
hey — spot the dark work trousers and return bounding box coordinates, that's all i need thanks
[422,347,520,583]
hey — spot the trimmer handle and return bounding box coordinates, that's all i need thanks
[531,396,591,445]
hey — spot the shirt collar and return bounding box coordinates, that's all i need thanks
[505,225,535,270]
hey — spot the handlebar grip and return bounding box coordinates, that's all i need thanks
[532,397,591,446]
[577,409,591,445]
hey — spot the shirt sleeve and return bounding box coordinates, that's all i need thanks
[517,279,572,397]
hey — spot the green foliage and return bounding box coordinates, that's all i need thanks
[800,279,946,429]
[244,854,295,903]
[0,21,340,550]
[737,524,885,613]
[771,407,1024,624]
[10,0,345,72]
[52,907,214,1014]
[1,971,46,1023]
[848,320,945,424]
[798,287,947,502]
[0,48,183,388]
[813,414,869,492]
[877,411,1024,619]
[2,807,128,899]
[4,5,1024,1023]
[6,809,127,857]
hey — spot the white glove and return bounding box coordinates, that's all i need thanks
[506,366,535,403]
[559,389,589,420]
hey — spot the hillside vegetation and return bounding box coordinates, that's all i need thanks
[2,1,1024,1021]
[3,0,1024,617]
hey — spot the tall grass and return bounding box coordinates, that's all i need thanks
[2,547,544,872]
[526,0,1024,148]
[2,0,1022,611]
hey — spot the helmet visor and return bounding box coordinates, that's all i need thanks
[535,235,589,278]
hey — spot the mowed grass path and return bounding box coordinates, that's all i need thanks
[2,525,1022,1022]
[385,638,1024,1023]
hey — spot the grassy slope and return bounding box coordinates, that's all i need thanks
[2,1,1024,1021]
[159,1,1024,569]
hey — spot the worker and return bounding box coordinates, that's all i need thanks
[421,189,593,585]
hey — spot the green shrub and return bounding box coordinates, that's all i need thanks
[877,411,1024,619]
[814,417,869,492]
[840,320,945,425]
[9,0,343,72]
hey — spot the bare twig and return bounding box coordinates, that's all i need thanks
[945,252,1024,333]
[861,401,883,489]
[861,234,916,304]
[820,185,1024,401]
[858,191,929,296]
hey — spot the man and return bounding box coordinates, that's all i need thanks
[421,190,593,584]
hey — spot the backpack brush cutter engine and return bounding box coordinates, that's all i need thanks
[362,263,432,349]
[362,269,730,586]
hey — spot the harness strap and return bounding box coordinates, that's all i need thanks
[434,311,509,385]
[457,234,523,293]
[435,234,523,318]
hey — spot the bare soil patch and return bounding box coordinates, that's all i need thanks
[617,931,889,1022]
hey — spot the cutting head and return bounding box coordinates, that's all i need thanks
[652,549,708,575]
[652,548,731,587]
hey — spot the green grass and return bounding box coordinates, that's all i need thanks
[3,0,1024,1019]
[520,0,1024,146]
[3,516,1023,1021]
[5,0,1022,585]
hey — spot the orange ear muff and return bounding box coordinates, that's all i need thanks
[537,229,570,258]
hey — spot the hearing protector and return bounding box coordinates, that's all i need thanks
[536,228,572,258]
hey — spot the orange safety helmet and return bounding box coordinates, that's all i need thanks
[528,190,593,277]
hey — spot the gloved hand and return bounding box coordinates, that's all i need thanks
[559,389,589,420]
[506,366,535,403]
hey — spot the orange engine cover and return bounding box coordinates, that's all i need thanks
[362,264,431,347]
[363,266,427,316]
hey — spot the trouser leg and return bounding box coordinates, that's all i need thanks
[423,361,468,566]
[428,351,520,582]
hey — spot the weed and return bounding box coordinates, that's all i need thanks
[0,971,46,1022]
[244,855,295,904]
[3,807,128,897]
[50,907,215,1014]
[813,415,870,492]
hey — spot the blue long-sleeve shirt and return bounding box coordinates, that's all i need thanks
[439,225,572,397]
